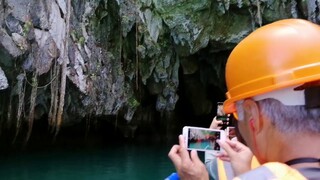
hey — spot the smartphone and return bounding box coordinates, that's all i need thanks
[226,126,236,140]
[216,102,229,121]
[182,126,226,153]
[217,102,230,129]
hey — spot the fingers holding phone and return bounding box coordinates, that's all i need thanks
[216,102,231,129]
[209,116,223,129]
[217,139,253,176]
[168,135,210,180]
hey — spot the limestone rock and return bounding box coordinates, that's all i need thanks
[0,67,8,90]
[0,0,318,136]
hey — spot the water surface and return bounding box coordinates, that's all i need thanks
[0,142,176,180]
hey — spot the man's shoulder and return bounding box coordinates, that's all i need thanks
[298,167,320,180]
[234,162,307,180]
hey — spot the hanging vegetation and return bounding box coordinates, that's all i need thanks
[0,0,318,143]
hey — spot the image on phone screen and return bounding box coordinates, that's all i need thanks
[216,102,230,129]
[187,128,221,151]
[226,126,236,139]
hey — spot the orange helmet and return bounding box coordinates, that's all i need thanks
[223,19,320,114]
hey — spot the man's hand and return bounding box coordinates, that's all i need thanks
[217,139,253,176]
[168,135,209,180]
[209,116,223,129]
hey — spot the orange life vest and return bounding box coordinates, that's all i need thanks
[233,162,306,180]
[217,156,260,180]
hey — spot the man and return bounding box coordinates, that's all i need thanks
[168,18,320,179]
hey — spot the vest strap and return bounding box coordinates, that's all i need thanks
[285,157,320,166]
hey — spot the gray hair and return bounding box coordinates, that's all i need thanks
[236,99,320,134]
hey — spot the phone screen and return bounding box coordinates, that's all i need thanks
[186,127,221,151]
[226,126,236,139]
[217,102,228,121]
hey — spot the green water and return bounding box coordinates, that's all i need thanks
[0,142,176,180]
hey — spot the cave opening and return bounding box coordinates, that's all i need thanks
[0,48,231,152]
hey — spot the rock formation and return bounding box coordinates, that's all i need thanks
[0,0,318,142]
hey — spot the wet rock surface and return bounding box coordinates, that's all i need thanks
[0,0,317,140]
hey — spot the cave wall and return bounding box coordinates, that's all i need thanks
[0,0,319,142]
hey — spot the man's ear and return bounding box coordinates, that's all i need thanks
[243,99,263,134]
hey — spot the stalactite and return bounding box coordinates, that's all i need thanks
[223,0,230,11]
[12,74,26,143]
[25,71,38,143]
[291,0,298,18]
[55,0,71,136]
[48,60,60,133]
[317,0,320,21]
[237,0,243,8]
[48,67,54,128]
[135,17,140,90]
[307,0,318,22]
[256,0,262,27]
[249,0,262,29]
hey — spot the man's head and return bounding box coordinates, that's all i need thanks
[223,19,320,163]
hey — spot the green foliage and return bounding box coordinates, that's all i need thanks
[128,97,140,108]
[23,21,33,36]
